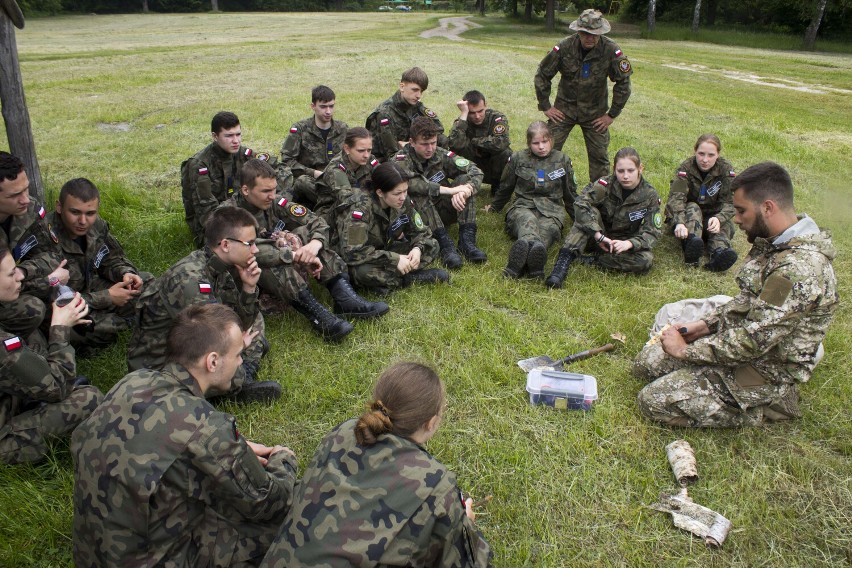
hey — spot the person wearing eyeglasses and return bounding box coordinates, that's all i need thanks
[127,207,282,404]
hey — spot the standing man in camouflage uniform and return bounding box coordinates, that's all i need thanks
[0,151,67,337]
[534,9,632,183]
[0,245,103,465]
[73,303,298,566]
[448,90,512,196]
[127,207,281,403]
[633,162,838,428]
[220,159,387,336]
[279,85,348,209]
[48,178,152,350]
[395,117,486,268]
[181,111,285,247]
[366,67,448,161]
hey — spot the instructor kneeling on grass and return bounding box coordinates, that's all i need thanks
[633,162,838,428]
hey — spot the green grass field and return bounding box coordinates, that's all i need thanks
[0,12,850,566]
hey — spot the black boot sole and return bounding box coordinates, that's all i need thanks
[504,240,529,278]
[683,236,704,265]
[526,242,547,279]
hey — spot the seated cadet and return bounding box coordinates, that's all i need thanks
[181,111,287,247]
[279,85,348,209]
[0,244,103,465]
[219,158,387,330]
[666,133,738,272]
[73,303,298,567]
[545,147,661,288]
[366,66,448,161]
[127,207,282,404]
[46,178,152,350]
[486,122,577,279]
[335,162,446,294]
[448,90,512,196]
[0,151,67,336]
[394,117,486,269]
[314,127,379,222]
[261,362,491,567]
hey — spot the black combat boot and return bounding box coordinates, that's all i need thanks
[433,228,463,269]
[230,360,282,404]
[458,223,487,264]
[526,241,547,279]
[504,240,529,278]
[545,248,576,289]
[401,268,450,287]
[291,288,354,342]
[682,233,704,265]
[703,247,738,272]
[326,276,390,319]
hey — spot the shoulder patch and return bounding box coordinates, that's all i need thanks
[38,206,46,219]
[424,108,437,119]
[619,60,631,74]
[3,336,22,352]
[759,273,793,307]
[653,212,662,228]
[615,49,623,57]
[244,148,253,157]
[232,417,240,440]
[494,116,504,122]
[552,45,560,52]
[338,163,347,172]
[352,210,364,220]
[454,157,470,168]
[493,124,507,135]
[290,126,298,133]
[447,151,456,158]
[677,171,687,178]
[380,118,390,126]
[257,152,270,162]
[395,153,407,161]
[598,178,609,186]
[277,197,288,208]
[48,224,59,243]
[729,170,736,177]
[198,167,209,175]
[289,204,307,217]
[414,211,424,229]
[198,282,212,294]
[370,158,379,168]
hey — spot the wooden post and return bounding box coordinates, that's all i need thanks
[0,5,44,202]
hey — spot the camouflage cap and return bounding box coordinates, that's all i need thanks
[569,9,611,35]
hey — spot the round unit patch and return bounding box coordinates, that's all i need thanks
[289,204,307,217]
[493,124,507,135]
[454,157,470,168]
[653,212,663,228]
[619,59,631,74]
[414,212,424,229]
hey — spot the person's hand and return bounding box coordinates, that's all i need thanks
[407,247,422,270]
[677,320,711,343]
[275,230,303,251]
[544,107,565,123]
[674,223,689,239]
[660,326,689,359]
[237,256,261,293]
[451,191,468,212]
[397,140,408,149]
[242,326,260,349]
[47,259,70,286]
[464,497,476,522]
[456,99,469,120]
[595,233,613,253]
[397,255,414,275]
[246,441,295,466]
[313,169,323,179]
[122,272,144,290]
[610,239,634,254]
[108,280,140,307]
[51,292,90,327]
[483,204,493,213]
[591,114,614,133]
[707,217,721,233]
[293,239,322,267]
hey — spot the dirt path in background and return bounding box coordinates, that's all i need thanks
[419,16,481,41]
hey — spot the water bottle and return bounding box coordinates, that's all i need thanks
[48,276,76,307]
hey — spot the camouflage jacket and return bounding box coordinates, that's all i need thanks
[316,151,380,218]
[666,157,736,225]
[534,34,632,121]
[1,324,75,433]
[72,362,297,568]
[447,109,511,160]
[181,143,279,247]
[45,211,140,311]
[280,117,349,179]
[335,190,439,268]
[492,149,577,220]
[1,200,64,300]
[686,216,838,386]
[574,175,661,251]
[127,249,258,371]
[218,192,329,269]
[366,90,448,161]
[394,144,483,200]
[261,419,492,568]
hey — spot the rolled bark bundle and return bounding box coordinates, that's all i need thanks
[650,492,732,548]
[666,439,698,486]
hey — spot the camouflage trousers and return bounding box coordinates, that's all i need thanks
[258,247,347,302]
[0,385,103,464]
[412,193,477,232]
[71,272,155,351]
[633,342,800,428]
[210,510,282,567]
[348,243,436,291]
[472,149,512,186]
[562,227,653,273]
[291,175,320,210]
[505,207,563,248]
[0,294,46,338]
[675,203,735,252]
[549,117,609,183]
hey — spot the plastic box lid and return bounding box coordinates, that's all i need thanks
[525,369,598,409]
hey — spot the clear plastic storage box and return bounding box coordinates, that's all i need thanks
[525,369,598,411]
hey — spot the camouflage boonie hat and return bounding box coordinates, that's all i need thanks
[569,9,611,35]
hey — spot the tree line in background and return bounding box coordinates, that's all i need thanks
[17,0,851,45]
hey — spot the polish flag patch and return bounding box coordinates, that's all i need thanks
[290,127,298,133]
[244,148,253,157]
[4,336,22,351]
[38,206,45,218]
[198,167,209,175]
[598,178,609,186]
[677,171,687,178]
[447,151,456,157]
[352,211,363,219]
[380,118,390,126]
[338,163,347,172]
[495,116,503,122]
[198,283,212,294]
[552,45,560,52]
[278,198,288,207]
[729,170,736,177]
[370,158,379,168]
[615,49,623,57]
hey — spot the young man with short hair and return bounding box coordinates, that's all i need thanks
[47,178,151,350]
[448,90,512,195]
[279,85,348,209]
[366,67,447,161]
[74,303,297,566]
[394,117,486,268]
[127,207,281,404]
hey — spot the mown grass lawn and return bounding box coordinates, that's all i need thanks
[0,12,849,567]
